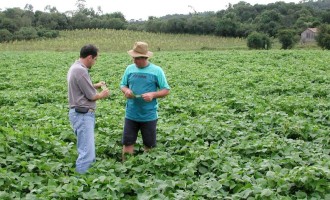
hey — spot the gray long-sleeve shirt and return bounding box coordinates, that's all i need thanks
[67,60,97,109]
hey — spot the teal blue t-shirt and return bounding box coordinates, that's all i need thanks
[120,63,170,122]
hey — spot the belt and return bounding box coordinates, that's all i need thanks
[70,107,95,113]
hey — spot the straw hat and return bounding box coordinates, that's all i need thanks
[127,42,153,58]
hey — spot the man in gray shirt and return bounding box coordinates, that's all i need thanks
[67,44,109,174]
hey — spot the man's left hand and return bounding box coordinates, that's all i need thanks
[142,92,155,102]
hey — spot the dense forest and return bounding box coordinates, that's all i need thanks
[0,0,330,43]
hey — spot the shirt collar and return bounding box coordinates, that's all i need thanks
[76,60,88,69]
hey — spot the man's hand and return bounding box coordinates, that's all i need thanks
[141,92,155,102]
[100,89,110,98]
[92,88,109,101]
[94,81,106,89]
[124,89,135,99]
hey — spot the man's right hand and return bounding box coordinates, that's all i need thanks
[124,89,135,98]
[101,89,110,98]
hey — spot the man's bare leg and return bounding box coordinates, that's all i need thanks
[122,145,134,161]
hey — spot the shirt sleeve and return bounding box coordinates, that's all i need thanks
[120,67,129,88]
[157,68,170,90]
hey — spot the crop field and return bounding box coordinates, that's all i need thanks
[0,33,329,198]
[0,29,319,52]
[0,29,248,52]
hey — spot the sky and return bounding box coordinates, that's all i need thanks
[1,0,301,20]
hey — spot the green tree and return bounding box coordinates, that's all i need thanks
[14,27,38,40]
[35,12,57,29]
[321,9,330,23]
[164,18,187,34]
[145,17,164,33]
[316,24,330,50]
[21,10,35,27]
[37,28,59,38]
[247,31,272,49]
[104,18,126,30]
[185,16,216,35]
[70,12,90,29]
[0,18,19,33]
[126,21,145,31]
[293,7,318,31]
[106,12,126,21]
[0,29,12,42]
[2,8,25,31]
[232,2,257,22]
[255,10,282,37]
[277,29,299,49]
[236,23,255,38]
[3,8,24,19]
[215,12,240,37]
[215,18,239,37]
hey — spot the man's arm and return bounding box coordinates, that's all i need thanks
[151,89,170,98]
[142,89,170,102]
[91,89,109,101]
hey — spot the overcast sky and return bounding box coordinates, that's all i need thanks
[1,0,301,20]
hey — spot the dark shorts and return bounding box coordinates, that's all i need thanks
[122,118,158,148]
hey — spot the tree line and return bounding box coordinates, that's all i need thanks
[0,0,330,49]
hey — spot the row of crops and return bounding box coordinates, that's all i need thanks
[0,50,329,199]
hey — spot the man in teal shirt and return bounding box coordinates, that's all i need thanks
[120,41,170,160]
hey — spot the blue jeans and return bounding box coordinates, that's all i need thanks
[69,109,95,174]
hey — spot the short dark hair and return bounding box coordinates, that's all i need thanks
[80,44,99,58]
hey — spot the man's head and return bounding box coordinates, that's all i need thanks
[128,42,153,58]
[80,44,99,68]
[128,42,152,68]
